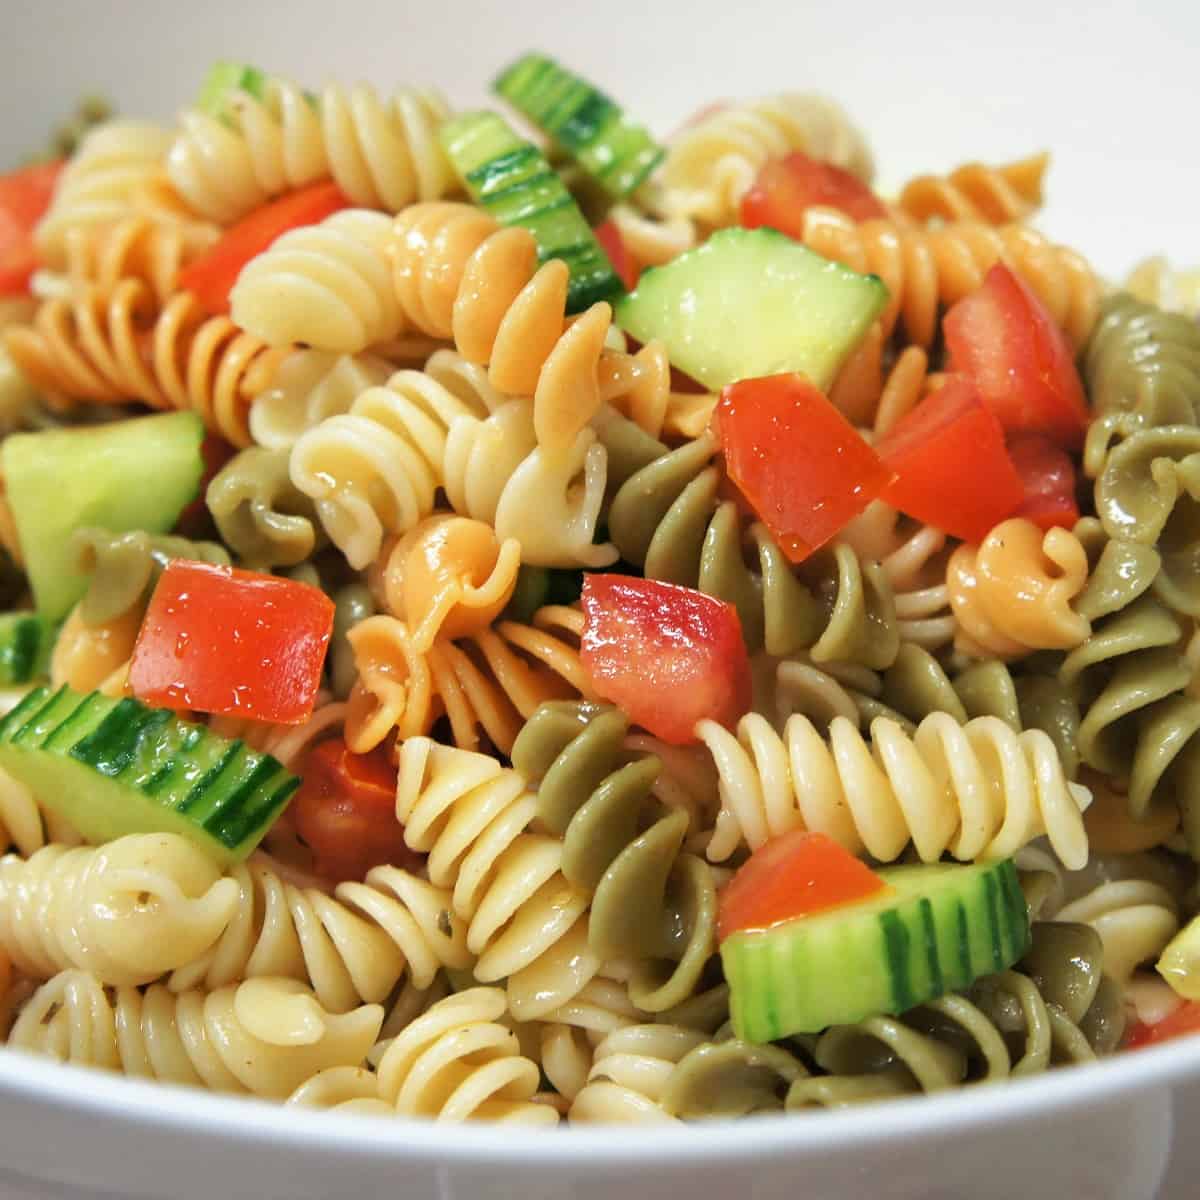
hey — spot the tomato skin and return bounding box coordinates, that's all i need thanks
[594,219,638,290]
[717,373,893,563]
[0,160,64,294]
[1007,434,1080,532]
[131,560,334,723]
[718,830,887,942]
[741,152,887,235]
[580,574,751,746]
[178,181,348,314]
[293,738,418,882]
[1125,1000,1200,1050]
[876,376,1024,543]
[944,262,1089,450]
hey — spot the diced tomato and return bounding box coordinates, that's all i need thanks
[944,262,1089,450]
[718,830,887,942]
[0,160,64,294]
[293,737,418,882]
[580,574,751,745]
[876,376,1024,543]
[1007,434,1080,532]
[178,181,348,314]
[131,560,334,723]
[741,152,887,236]
[716,373,893,563]
[1125,1001,1200,1050]
[594,219,638,291]
[174,433,238,537]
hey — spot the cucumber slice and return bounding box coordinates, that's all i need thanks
[721,858,1030,1043]
[494,53,664,200]
[0,685,298,865]
[439,109,622,312]
[196,61,268,121]
[614,226,889,391]
[0,613,53,686]
[1,412,205,621]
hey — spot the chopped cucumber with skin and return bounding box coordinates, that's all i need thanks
[0,685,299,865]
[722,858,1030,1042]
[494,53,664,200]
[0,613,54,686]
[439,109,623,312]
[196,61,268,121]
[615,226,890,391]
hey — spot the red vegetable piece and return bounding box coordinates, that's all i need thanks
[717,372,893,563]
[876,376,1024,543]
[178,181,348,314]
[741,152,887,236]
[130,560,334,723]
[293,738,418,882]
[1007,434,1080,532]
[0,160,64,294]
[718,829,887,942]
[1125,1000,1200,1050]
[580,574,751,745]
[944,262,1089,450]
[594,218,638,291]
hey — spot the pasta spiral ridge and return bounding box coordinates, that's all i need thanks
[947,518,1092,660]
[0,834,241,986]
[607,432,901,666]
[895,153,1049,226]
[3,282,288,445]
[511,700,718,1014]
[657,93,875,228]
[1124,258,1200,319]
[798,206,1100,346]
[290,351,507,569]
[167,76,455,225]
[697,709,1092,868]
[373,987,558,1123]
[0,767,79,859]
[8,970,382,1100]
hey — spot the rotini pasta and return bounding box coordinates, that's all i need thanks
[895,153,1049,226]
[1123,257,1200,320]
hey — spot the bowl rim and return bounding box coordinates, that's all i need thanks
[1,1023,1198,1163]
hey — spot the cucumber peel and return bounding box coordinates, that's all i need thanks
[196,61,268,121]
[0,613,54,686]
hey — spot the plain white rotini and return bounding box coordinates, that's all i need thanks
[231,208,404,353]
[0,834,241,986]
[697,712,1092,869]
[289,352,507,569]
[372,987,558,1123]
[8,970,382,1099]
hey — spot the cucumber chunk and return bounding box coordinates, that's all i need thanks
[1,411,205,621]
[0,685,298,865]
[196,61,268,121]
[614,226,889,391]
[439,109,622,312]
[722,858,1030,1042]
[0,613,53,686]
[494,53,664,200]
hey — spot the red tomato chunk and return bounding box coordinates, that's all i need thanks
[876,376,1024,544]
[1007,434,1080,532]
[0,160,63,294]
[741,152,887,235]
[580,574,751,745]
[130,560,334,724]
[717,373,893,563]
[594,218,638,291]
[1125,1000,1200,1050]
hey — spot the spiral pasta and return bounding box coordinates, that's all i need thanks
[3,282,289,445]
[798,206,1100,346]
[0,766,79,859]
[0,834,242,986]
[48,604,139,697]
[607,432,900,666]
[167,76,456,225]
[698,709,1091,868]
[895,153,1049,226]
[1124,257,1200,320]
[656,93,875,228]
[947,519,1092,660]
[8,970,383,1099]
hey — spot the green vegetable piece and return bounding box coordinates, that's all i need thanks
[721,858,1030,1043]
[615,226,889,391]
[438,109,622,312]
[494,52,664,200]
[196,61,268,121]
[0,685,299,865]
[1,411,205,621]
[0,613,53,686]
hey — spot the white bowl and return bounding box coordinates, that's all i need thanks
[2,1,1199,1197]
